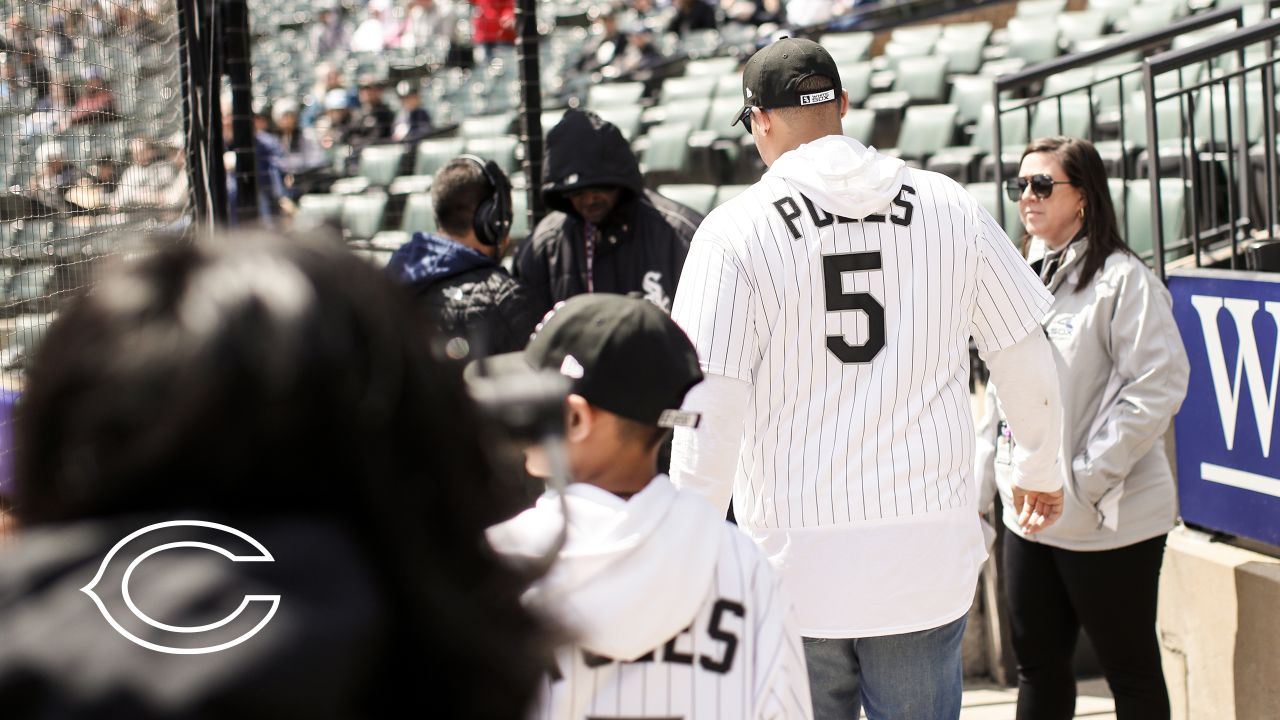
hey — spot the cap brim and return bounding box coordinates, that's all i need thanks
[730,103,750,128]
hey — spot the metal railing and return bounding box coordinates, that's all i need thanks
[991,5,1247,244]
[1142,17,1280,279]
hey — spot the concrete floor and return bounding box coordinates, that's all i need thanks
[954,678,1117,720]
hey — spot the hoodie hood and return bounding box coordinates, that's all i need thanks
[487,475,721,661]
[765,135,908,220]
[386,232,495,289]
[541,109,644,216]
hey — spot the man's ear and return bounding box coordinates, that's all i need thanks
[753,106,772,137]
[839,89,849,118]
[565,394,594,444]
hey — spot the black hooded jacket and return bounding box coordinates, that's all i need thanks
[514,109,703,316]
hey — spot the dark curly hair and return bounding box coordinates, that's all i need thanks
[13,231,552,718]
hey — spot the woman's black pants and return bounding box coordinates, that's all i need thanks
[1003,531,1171,720]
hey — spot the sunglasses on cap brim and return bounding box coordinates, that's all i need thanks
[737,105,762,135]
[1005,174,1075,202]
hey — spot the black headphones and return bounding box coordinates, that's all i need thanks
[460,154,513,248]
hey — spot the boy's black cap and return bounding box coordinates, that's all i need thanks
[731,37,843,127]
[478,295,704,429]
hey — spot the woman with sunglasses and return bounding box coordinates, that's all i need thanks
[977,136,1189,720]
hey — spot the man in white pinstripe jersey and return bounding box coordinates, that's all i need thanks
[669,38,1066,719]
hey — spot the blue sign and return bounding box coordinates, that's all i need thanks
[1170,269,1280,548]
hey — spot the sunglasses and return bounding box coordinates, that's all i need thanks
[738,105,763,135]
[1005,174,1074,202]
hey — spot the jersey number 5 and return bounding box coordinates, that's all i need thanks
[822,251,886,364]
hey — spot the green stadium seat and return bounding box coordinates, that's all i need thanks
[463,135,520,176]
[1016,0,1067,16]
[662,75,719,103]
[966,182,1025,243]
[595,106,644,141]
[541,109,567,133]
[639,123,694,179]
[1089,0,1138,26]
[714,74,744,101]
[714,184,752,207]
[460,113,515,139]
[1057,11,1108,47]
[415,137,466,176]
[1042,68,1098,99]
[358,144,406,187]
[942,22,993,45]
[686,57,740,76]
[842,108,876,145]
[1123,2,1181,35]
[842,62,873,107]
[655,99,712,130]
[1030,94,1095,141]
[388,175,433,196]
[510,188,530,241]
[1005,19,1061,65]
[707,97,745,136]
[1122,178,1189,259]
[927,104,1029,183]
[885,104,959,162]
[819,32,874,63]
[400,192,436,234]
[894,56,949,104]
[949,75,995,125]
[935,37,984,75]
[341,193,388,240]
[657,184,718,216]
[889,25,943,51]
[587,82,646,108]
[295,194,346,230]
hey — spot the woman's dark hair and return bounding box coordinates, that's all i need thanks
[14,232,550,718]
[1021,136,1131,292]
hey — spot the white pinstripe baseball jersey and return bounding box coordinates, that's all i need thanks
[671,137,1053,636]
[489,477,814,720]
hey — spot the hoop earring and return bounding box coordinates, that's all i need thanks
[1078,207,1085,220]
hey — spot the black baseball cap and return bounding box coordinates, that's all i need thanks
[731,37,843,127]
[478,294,704,429]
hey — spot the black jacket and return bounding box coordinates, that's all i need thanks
[387,233,537,357]
[0,516,388,718]
[515,109,703,316]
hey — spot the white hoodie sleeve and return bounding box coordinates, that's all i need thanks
[739,535,815,720]
[669,374,752,514]
[979,328,1064,493]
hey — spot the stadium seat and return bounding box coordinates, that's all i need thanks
[657,99,712,130]
[587,82,646,108]
[1016,0,1067,16]
[893,56,949,104]
[885,104,959,163]
[928,105,1029,183]
[842,108,876,145]
[388,175,433,196]
[842,62,874,107]
[1090,0,1139,27]
[820,32,874,63]
[942,22,993,45]
[714,74,744,100]
[1123,178,1189,259]
[889,25,943,52]
[638,123,694,181]
[400,192,436,234]
[358,145,406,187]
[341,193,388,241]
[463,135,520,176]
[295,194,346,230]
[1122,2,1181,35]
[935,37,984,75]
[1030,94,1095,141]
[415,137,466,176]
[662,75,719,103]
[460,113,515,139]
[541,109,567,132]
[966,182,1025,243]
[1004,19,1061,65]
[1057,11,1109,48]
[510,188,531,241]
[657,184,718,216]
[595,106,644,141]
[686,57,739,76]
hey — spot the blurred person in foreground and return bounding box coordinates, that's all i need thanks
[386,156,537,360]
[977,136,1189,720]
[515,109,702,316]
[0,233,553,718]
[484,294,814,719]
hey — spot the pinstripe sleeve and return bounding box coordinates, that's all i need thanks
[968,202,1053,353]
[672,236,758,383]
[744,536,814,720]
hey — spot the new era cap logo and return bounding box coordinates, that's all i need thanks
[800,89,836,106]
[560,355,585,379]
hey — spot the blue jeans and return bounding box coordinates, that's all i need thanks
[804,615,966,720]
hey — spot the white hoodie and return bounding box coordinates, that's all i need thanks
[488,476,813,720]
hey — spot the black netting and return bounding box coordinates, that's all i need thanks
[0,0,194,510]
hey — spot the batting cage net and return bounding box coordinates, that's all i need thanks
[0,0,196,516]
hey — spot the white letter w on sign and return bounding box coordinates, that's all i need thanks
[1190,296,1280,458]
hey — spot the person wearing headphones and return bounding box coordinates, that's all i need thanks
[387,155,539,359]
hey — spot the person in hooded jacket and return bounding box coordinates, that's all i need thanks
[387,156,538,359]
[514,109,703,317]
[0,232,552,719]
[484,294,814,720]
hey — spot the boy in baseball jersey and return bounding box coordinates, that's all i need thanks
[484,295,813,720]
[669,39,1065,719]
